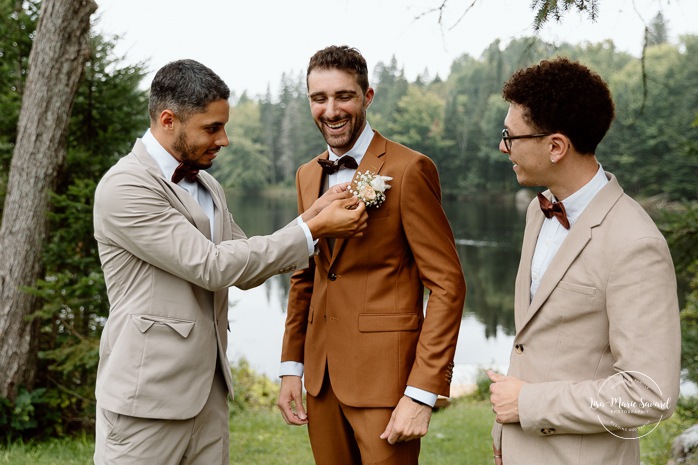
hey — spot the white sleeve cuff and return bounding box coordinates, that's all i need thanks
[279,361,304,378]
[404,386,438,408]
[296,216,317,256]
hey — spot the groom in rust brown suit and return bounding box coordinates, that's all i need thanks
[277,45,466,465]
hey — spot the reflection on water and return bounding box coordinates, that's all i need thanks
[225,192,528,387]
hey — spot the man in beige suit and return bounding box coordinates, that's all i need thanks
[488,57,680,464]
[92,59,367,465]
[276,46,466,464]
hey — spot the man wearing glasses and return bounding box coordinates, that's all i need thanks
[487,57,680,465]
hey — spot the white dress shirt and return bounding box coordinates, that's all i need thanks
[326,121,374,187]
[530,164,608,299]
[143,130,216,239]
[143,129,314,254]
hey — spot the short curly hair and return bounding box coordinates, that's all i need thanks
[306,45,369,93]
[502,57,615,155]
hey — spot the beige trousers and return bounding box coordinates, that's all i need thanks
[94,371,229,465]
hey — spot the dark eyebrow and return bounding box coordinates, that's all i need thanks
[308,89,358,99]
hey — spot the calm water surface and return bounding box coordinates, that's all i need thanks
[225,192,529,389]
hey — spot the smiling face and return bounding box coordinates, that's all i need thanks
[307,68,374,156]
[170,99,230,169]
[500,104,553,188]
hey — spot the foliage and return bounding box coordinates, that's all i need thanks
[210,33,697,202]
[468,368,495,402]
[663,203,698,388]
[0,2,147,438]
[229,359,281,413]
[0,0,40,218]
[530,0,600,30]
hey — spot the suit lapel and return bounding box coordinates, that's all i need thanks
[197,174,223,243]
[330,132,386,263]
[303,152,333,267]
[131,140,213,241]
[515,204,543,331]
[518,173,624,330]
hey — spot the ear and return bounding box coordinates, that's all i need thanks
[364,87,375,110]
[549,133,571,164]
[158,109,176,133]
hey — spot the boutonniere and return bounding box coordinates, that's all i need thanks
[350,171,392,208]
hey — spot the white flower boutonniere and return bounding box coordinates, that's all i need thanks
[350,171,392,208]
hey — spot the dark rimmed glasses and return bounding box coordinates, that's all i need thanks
[501,128,551,152]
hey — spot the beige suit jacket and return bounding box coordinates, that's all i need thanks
[93,140,309,420]
[493,173,681,464]
[281,131,466,407]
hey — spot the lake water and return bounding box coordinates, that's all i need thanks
[224,191,528,391]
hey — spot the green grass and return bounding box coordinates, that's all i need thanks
[0,400,679,464]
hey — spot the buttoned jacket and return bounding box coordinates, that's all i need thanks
[492,173,681,464]
[281,131,466,407]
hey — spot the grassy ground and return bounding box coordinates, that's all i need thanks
[0,399,682,464]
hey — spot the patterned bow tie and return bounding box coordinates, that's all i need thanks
[537,193,570,229]
[317,156,358,174]
[171,162,199,183]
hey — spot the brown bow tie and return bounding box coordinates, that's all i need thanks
[317,156,358,174]
[537,193,570,229]
[171,162,199,183]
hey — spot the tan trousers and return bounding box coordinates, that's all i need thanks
[94,371,228,465]
[307,372,420,465]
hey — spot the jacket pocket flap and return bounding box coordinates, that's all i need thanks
[358,313,420,332]
[131,315,196,338]
[557,280,596,295]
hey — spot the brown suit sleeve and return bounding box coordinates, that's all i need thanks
[401,155,466,396]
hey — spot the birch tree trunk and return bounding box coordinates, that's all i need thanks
[0,0,96,400]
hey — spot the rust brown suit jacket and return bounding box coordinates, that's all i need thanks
[281,131,466,407]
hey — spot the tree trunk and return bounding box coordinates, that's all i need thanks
[0,0,96,400]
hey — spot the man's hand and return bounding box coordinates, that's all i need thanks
[306,197,368,239]
[488,370,525,424]
[300,182,352,223]
[277,376,308,426]
[379,396,432,444]
[493,443,503,465]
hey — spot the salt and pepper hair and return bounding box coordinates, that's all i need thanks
[148,59,230,123]
[503,57,615,155]
[307,45,370,93]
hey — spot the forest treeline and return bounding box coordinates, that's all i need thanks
[211,27,697,202]
[0,2,696,439]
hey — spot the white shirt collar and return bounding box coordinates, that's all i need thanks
[555,164,608,227]
[327,122,374,164]
[141,129,181,181]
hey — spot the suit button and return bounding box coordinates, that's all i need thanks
[515,344,524,354]
[328,273,337,281]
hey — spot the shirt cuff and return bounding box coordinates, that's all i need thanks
[404,386,438,408]
[279,361,304,378]
[296,216,317,256]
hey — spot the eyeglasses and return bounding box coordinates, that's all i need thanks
[501,128,551,152]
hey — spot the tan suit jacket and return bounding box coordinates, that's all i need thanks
[493,173,681,464]
[281,131,466,407]
[94,140,309,420]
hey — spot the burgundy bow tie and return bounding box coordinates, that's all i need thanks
[171,162,199,183]
[317,156,358,174]
[537,193,570,229]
